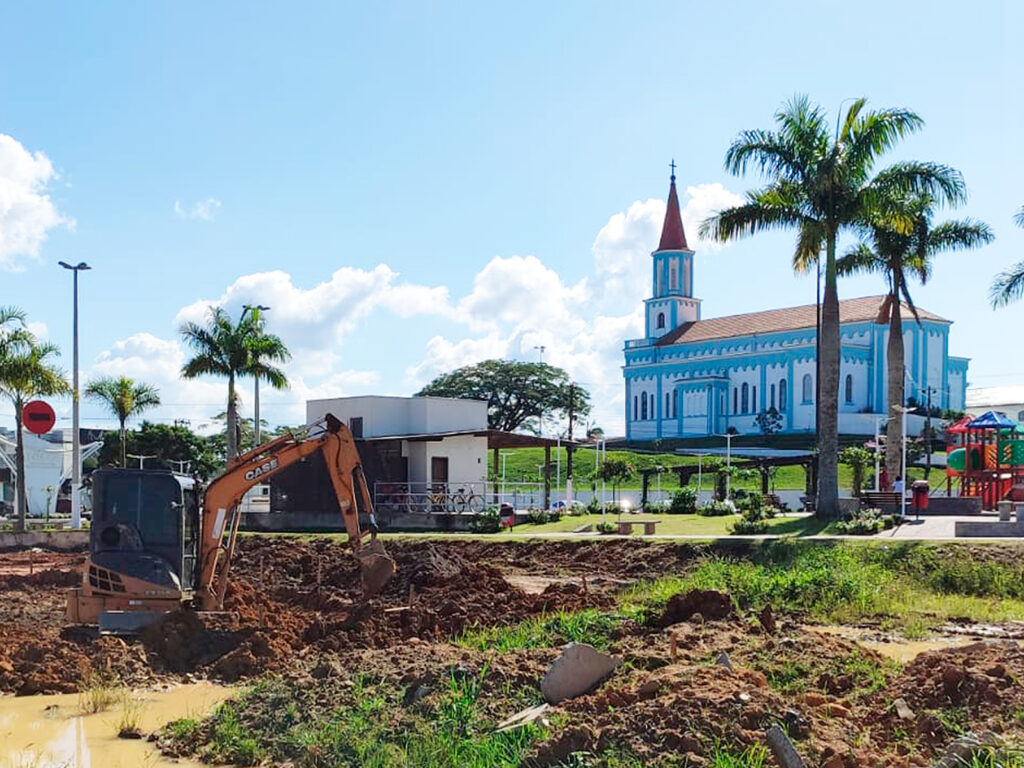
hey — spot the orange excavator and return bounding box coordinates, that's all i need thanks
[66,414,395,632]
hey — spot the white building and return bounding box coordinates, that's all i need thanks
[0,428,103,517]
[966,386,1024,421]
[305,395,489,490]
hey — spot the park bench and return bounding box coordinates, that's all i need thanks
[616,519,661,536]
[861,491,903,509]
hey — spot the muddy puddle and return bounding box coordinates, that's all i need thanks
[0,682,233,768]
[808,624,976,663]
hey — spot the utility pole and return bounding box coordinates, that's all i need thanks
[59,261,90,529]
[566,383,574,481]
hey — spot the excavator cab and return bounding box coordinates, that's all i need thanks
[67,468,200,631]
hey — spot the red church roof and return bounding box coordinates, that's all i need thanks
[657,174,689,251]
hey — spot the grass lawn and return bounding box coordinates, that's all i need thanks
[496,446,932,492]
[506,512,829,537]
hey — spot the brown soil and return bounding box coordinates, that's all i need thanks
[4,538,1024,766]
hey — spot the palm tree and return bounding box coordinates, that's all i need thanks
[700,95,965,517]
[85,376,161,467]
[990,206,1024,306]
[0,329,70,531]
[838,195,992,485]
[243,306,290,449]
[179,306,289,461]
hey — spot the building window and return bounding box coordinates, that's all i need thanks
[656,312,665,329]
[733,388,738,414]
[1018,410,1024,422]
[779,379,787,412]
[349,417,363,438]
[633,396,638,420]
[741,383,749,414]
[670,263,678,290]
[641,392,648,420]
[802,374,813,404]
[673,390,678,418]
[770,384,776,410]
[845,374,854,404]
[752,385,757,411]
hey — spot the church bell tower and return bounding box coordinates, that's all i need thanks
[644,163,701,340]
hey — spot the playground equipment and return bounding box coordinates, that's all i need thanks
[946,411,1024,509]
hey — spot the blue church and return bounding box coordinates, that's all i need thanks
[623,173,969,441]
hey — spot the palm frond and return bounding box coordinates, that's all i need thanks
[1014,206,1024,229]
[843,107,924,172]
[837,243,883,277]
[991,260,1024,307]
[926,219,994,254]
[869,162,967,209]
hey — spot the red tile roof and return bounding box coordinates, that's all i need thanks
[655,295,949,346]
[657,176,689,251]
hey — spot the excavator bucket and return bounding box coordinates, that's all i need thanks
[357,537,396,598]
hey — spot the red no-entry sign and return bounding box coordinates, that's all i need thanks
[23,400,56,435]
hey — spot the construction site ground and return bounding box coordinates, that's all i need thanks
[3,537,1024,767]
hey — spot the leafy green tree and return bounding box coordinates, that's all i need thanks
[701,95,965,517]
[595,457,634,503]
[0,322,70,530]
[95,421,220,480]
[838,195,991,483]
[415,360,590,433]
[85,376,161,467]
[990,206,1024,306]
[840,445,874,498]
[179,306,289,461]
[754,407,783,436]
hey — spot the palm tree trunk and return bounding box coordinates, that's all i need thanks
[886,293,905,487]
[119,417,127,467]
[14,398,27,532]
[227,374,238,460]
[817,236,840,518]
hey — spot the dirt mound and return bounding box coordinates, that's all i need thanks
[655,589,734,626]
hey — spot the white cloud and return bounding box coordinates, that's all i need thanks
[174,197,222,221]
[0,134,72,271]
[88,182,740,436]
[680,183,745,251]
[26,321,48,339]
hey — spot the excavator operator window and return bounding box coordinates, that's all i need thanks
[98,474,181,549]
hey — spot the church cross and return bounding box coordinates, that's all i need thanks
[669,158,676,179]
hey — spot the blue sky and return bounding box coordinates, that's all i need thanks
[1,1,1021,435]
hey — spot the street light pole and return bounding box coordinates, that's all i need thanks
[243,304,271,447]
[59,261,90,529]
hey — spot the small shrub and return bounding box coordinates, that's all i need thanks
[699,500,735,517]
[525,509,548,525]
[732,516,770,535]
[548,509,562,523]
[668,487,699,515]
[834,507,885,535]
[585,496,602,514]
[469,507,501,533]
[596,521,617,534]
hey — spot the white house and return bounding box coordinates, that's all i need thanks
[305,395,489,491]
[966,386,1024,421]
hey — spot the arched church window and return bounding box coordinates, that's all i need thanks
[673,390,678,418]
[845,374,854,403]
[633,396,638,420]
[779,379,787,412]
[770,384,776,410]
[752,385,757,411]
[670,263,678,290]
[802,374,813,404]
[657,312,665,329]
[742,383,749,414]
[666,392,671,415]
[733,388,738,414]
[641,392,648,420]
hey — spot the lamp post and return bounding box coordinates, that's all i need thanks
[243,304,271,446]
[58,261,90,529]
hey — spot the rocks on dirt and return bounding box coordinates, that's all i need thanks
[932,732,1000,768]
[715,651,733,671]
[540,642,620,704]
[892,697,915,721]
[655,589,734,627]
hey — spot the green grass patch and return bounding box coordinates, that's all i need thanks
[510,512,826,538]
[458,609,620,652]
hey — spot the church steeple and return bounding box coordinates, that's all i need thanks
[657,162,688,251]
[644,161,701,339]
